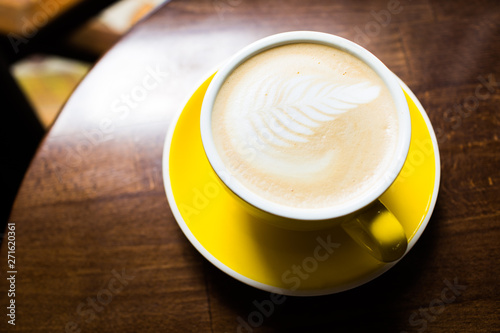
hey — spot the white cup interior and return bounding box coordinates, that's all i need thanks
[200,31,411,221]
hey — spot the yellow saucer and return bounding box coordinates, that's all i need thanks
[162,74,440,296]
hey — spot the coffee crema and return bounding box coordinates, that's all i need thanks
[211,43,399,209]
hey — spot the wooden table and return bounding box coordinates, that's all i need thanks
[2,0,499,331]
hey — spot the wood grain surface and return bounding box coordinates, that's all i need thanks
[1,0,499,332]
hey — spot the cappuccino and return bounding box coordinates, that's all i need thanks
[211,43,399,209]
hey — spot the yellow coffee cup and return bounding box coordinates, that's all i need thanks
[200,31,411,263]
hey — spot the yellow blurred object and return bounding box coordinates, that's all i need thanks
[11,55,90,128]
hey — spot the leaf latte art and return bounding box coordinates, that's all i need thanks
[242,75,381,149]
[212,43,399,209]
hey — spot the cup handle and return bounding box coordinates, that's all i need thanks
[341,201,407,262]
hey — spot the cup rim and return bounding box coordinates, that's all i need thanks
[200,31,411,221]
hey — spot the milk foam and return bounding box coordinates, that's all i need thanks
[212,43,399,209]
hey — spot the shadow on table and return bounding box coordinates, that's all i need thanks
[203,200,442,332]
[0,53,44,233]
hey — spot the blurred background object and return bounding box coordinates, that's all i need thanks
[1,0,166,128]
[69,0,165,55]
[0,0,85,36]
[11,55,91,127]
[0,0,166,225]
